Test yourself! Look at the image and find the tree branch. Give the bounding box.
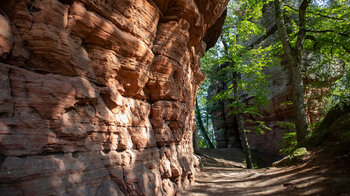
[342,46,350,54]
[274,0,294,60]
[305,35,319,49]
[247,24,278,49]
[284,4,346,21]
[306,35,350,54]
[221,35,230,56]
[296,0,310,61]
[306,30,350,38]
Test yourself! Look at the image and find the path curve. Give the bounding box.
[181,148,350,195]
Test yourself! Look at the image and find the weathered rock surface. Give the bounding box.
[0,0,228,195]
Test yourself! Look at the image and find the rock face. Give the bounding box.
[0,0,228,195]
[310,101,350,148]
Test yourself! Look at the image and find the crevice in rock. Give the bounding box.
[147,0,163,16]
[4,62,61,78]
[72,151,81,158]
[101,93,118,111]
[39,151,65,156]
[28,106,45,120]
[8,68,14,98]
[121,166,128,194]
[2,41,14,64]
[57,0,74,6]
[0,154,7,168]
[26,4,40,13]
[102,149,110,154]
[0,112,7,118]
[28,69,53,75]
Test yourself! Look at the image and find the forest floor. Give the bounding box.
[181,148,350,196]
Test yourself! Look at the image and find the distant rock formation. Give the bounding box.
[0,0,228,195]
[208,2,328,156]
[208,3,294,155]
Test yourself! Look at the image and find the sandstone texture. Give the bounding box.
[0,0,228,195]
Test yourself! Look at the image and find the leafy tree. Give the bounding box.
[200,0,277,168]
[198,0,350,160]
[273,0,350,144]
[195,77,217,149]
[274,0,310,144]
[195,97,215,148]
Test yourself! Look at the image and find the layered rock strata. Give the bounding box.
[0,0,228,195]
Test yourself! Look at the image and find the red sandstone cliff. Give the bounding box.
[0,0,228,195]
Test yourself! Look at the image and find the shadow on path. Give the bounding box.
[181,148,350,196]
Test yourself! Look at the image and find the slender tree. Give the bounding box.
[222,37,253,168]
[233,72,253,169]
[195,97,215,148]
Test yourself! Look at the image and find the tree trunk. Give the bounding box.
[193,127,200,154]
[233,73,252,169]
[196,98,215,148]
[274,0,308,144]
[221,37,252,167]
[238,109,252,169]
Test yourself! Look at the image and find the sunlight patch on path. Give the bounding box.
[181,148,349,196]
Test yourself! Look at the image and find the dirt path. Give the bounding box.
[181,148,350,196]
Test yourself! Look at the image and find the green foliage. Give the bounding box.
[200,0,282,147]
[280,101,293,106]
[291,147,308,157]
[276,0,350,145]
[198,139,208,148]
[308,120,322,132]
[199,0,350,151]
[277,121,297,155]
[285,0,350,113]
[302,0,350,147]
[247,119,271,135]
[277,121,315,156]
[277,121,296,131]
[208,19,279,118]
[279,131,297,155]
[196,78,216,148]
